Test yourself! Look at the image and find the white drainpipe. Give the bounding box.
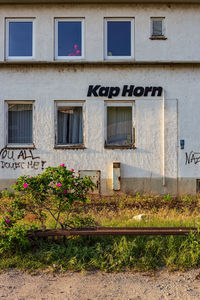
[162,90,166,186]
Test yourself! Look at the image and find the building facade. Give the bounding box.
[0,0,199,195]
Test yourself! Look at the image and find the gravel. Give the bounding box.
[0,269,200,299]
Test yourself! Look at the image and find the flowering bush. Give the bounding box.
[0,209,31,253]
[11,165,96,229]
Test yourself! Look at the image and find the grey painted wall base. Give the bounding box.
[100,178,178,196]
[0,177,198,196]
[0,179,16,191]
[100,178,198,196]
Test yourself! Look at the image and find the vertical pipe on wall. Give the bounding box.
[162,90,166,186]
[176,99,179,196]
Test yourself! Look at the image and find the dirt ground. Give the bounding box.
[0,269,200,300]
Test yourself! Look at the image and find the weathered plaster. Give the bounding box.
[0,4,199,195]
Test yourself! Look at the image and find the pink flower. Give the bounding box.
[24,183,29,188]
[60,164,65,167]
[5,219,10,224]
[63,190,67,194]
[95,222,99,226]
[72,175,75,178]
[30,176,32,179]
[57,183,62,187]
[70,169,74,172]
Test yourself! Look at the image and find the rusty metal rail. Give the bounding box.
[26,227,199,238]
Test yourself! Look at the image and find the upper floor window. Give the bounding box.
[105,18,134,60]
[55,19,84,60]
[6,19,34,60]
[150,17,166,39]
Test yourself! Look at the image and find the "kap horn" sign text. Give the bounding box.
[87,85,163,99]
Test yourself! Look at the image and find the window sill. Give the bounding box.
[5,144,35,150]
[54,57,85,61]
[54,145,86,150]
[6,57,35,61]
[104,57,134,61]
[149,36,167,40]
[104,144,136,150]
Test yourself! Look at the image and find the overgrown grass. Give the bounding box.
[1,233,200,272]
[1,192,200,272]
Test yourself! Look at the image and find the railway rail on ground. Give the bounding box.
[26,227,200,238]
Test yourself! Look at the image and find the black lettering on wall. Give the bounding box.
[0,148,47,171]
[108,87,120,99]
[151,87,163,97]
[99,87,109,97]
[144,87,153,97]
[87,85,101,97]
[122,85,134,97]
[133,87,145,97]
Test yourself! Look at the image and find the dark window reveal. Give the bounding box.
[58,21,82,57]
[57,106,83,144]
[107,106,132,146]
[107,21,131,57]
[9,22,33,57]
[8,104,33,144]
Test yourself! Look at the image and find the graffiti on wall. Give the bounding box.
[185,151,200,165]
[0,148,47,171]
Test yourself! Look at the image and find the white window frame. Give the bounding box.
[150,17,166,39]
[6,18,35,61]
[104,101,135,148]
[5,100,35,148]
[104,18,134,60]
[55,18,85,60]
[55,101,85,148]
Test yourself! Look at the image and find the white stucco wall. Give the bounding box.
[0,64,197,193]
[0,3,199,195]
[0,3,198,62]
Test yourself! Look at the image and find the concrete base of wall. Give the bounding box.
[100,178,197,196]
[0,177,198,196]
[0,179,16,191]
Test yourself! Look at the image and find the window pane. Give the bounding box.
[107,21,131,56]
[107,107,132,145]
[57,106,83,144]
[58,21,82,57]
[9,22,33,56]
[152,20,163,36]
[8,104,33,144]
